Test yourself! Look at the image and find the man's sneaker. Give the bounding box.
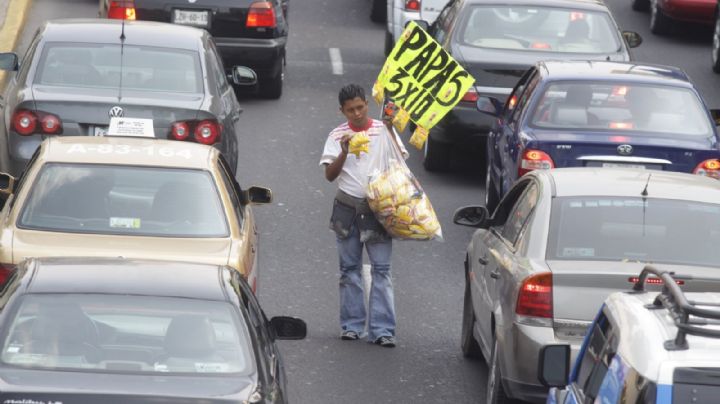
[341,330,360,340]
[374,336,396,348]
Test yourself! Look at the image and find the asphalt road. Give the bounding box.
[10,0,720,402]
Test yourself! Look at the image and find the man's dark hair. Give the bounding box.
[339,84,366,107]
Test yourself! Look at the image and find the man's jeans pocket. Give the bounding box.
[330,199,356,239]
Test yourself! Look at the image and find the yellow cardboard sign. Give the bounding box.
[376,21,475,130]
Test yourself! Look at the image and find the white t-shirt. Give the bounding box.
[320,119,408,198]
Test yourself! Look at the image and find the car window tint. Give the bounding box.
[18,163,229,237]
[574,311,617,402]
[510,72,540,124]
[530,82,712,137]
[217,156,244,224]
[207,41,229,92]
[0,293,255,375]
[547,197,720,267]
[434,0,459,44]
[503,68,534,118]
[460,6,620,54]
[501,182,538,245]
[34,43,203,93]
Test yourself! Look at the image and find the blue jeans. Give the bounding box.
[336,224,395,341]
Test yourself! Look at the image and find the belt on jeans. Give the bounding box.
[335,189,372,215]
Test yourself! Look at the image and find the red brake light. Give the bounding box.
[0,264,15,288]
[628,276,684,286]
[108,0,136,20]
[170,121,190,141]
[12,110,37,136]
[194,120,221,145]
[40,114,62,134]
[694,159,720,179]
[461,88,478,103]
[609,122,633,129]
[247,2,276,28]
[519,149,554,176]
[570,12,585,21]
[530,42,551,50]
[405,0,421,11]
[516,272,552,318]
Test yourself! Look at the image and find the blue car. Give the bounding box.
[480,60,720,211]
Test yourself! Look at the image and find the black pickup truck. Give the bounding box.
[100,0,289,99]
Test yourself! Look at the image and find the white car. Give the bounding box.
[385,0,448,54]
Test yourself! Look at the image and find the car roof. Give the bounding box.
[535,168,720,203]
[19,257,232,301]
[606,291,720,384]
[40,19,206,51]
[537,61,691,85]
[40,136,217,169]
[465,0,608,11]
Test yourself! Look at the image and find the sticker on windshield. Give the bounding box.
[195,362,230,372]
[109,217,141,229]
[562,247,595,257]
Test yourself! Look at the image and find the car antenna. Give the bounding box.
[117,18,126,103]
[641,173,651,236]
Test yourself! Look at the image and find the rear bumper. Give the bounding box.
[215,37,286,80]
[661,0,716,24]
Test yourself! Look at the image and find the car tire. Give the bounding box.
[370,0,387,23]
[713,13,720,73]
[461,276,483,359]
[631,0,649,11]
[384,30,394,56]
[649,0,672,35]
[487,339,515,404]
[423,129,451,172]
[485,169,500,213]
[260,58,284,99]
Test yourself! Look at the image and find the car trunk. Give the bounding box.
[29,85,204,138]
[549,260,720,324]
[527,130,717,174]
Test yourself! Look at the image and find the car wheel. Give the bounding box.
[486,339,514,404]
[260,58,284,99]
[370,0,387,23]
[649,0,672,35]
[485,169,500,213]
[461,276,483,359]
[384,30,394,56]
[713,13,720,73]
[631,0,650,11]
[423,129,451,171]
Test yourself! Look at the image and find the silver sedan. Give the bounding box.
[454,168,720,403]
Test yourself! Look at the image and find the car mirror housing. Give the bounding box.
[0,172,16,195]
[453,206,488,228]
[270,316,307,340]
[0,53,18,71]
[244,186,272,205]
[231,66,258,87]
[476,96,503,117]
[538,344,571,388]
[410,19,430,31]
[622,31,642,48]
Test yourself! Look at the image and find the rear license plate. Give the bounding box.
[92,126,108,136]
[602,163,646,169]
[172,9,209,27]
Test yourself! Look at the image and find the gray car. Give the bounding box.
[0,19,257,176]
[454,168,720,403]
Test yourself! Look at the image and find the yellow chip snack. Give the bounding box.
[409,126,429,150]
[348,132,370,157]
[392,108,410,133]
[372,80,385,105]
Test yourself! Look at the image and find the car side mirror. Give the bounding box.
[0,172,16,195]
[270,316,307,340]
[453,205,488,228]
[0,53,18,71]
[476,96,503,117]
[711,109,720,126]
[622,31,642,48]
[410,19,430,31]
[538,344,571,388]
[244,186,272,205]
[231,66,258,86]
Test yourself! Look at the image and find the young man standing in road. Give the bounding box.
[320,84,407,348]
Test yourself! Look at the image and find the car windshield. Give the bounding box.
[18,163,229,237]
[34,42,203,93]
[0,294,253,374]
[460,6,620,54]
[548,197,720,267]
[530,82,713,137]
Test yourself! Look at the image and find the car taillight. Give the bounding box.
[694,159,720,179]
[12,109,62,136]
[628,276,684,286]
[170,121,190,141]
[195,120,221,145]
[108,0,136,20]
[405,0,421,11]
[0,264,15,287]
[247,1,276,28]
[516,272,552,318]
[461,88,478,103]
[519,149,554,176]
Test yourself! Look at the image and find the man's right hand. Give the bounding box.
[339,134,351,155]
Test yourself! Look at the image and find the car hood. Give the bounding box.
[0,367,256,402]
[11,229,232,266]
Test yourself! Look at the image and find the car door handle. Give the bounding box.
[490,269,500,279]
[478,255,488,265]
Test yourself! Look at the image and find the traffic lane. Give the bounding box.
[605,0,720,107]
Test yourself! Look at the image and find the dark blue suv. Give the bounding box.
[479,60,720,211]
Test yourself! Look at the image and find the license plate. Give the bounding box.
[172,9,209,27]
[92,126,108,136]
[602,162,646,169]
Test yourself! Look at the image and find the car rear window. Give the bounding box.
[18,163,229,237]
[530,82,713,137]
[0,294,253,374]
[547,197,720,267]
[34,42,203,93]
[460,6,620,54]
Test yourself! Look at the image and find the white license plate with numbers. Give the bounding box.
[173,9,209,27]
[602,163,646,169]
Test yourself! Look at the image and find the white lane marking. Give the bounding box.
[329,47,344,75]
